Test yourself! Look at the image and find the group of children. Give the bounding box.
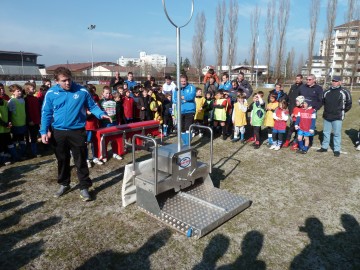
[194,85,317,154]
[0,82,50,165]
[0,76,322,167]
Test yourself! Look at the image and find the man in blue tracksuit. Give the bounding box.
[41,67,112,201]
[173,74,196,146]
[218,73,232,91]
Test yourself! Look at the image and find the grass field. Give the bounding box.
[0,88,359,269]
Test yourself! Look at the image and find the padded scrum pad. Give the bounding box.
[122,159,153,207]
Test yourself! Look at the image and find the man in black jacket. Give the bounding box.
[237,72,253,99]
[109,71,124,91]
[317,76,352,157]
[288,74,303,114]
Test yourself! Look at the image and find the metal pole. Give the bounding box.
[88,25,96,77]
[162,0,194,152]
[176,27,181,151]
[91,40,94,77]
[20,51,24,78]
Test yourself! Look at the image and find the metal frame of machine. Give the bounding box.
[128,125,252,239]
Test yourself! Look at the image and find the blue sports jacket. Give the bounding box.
[40,83,105,134]
[173,83,196,114]
[219,80,232,91]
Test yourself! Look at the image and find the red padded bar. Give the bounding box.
[93,120,161,160]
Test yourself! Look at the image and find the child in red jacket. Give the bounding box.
[295,97,316,154]
[122,90,134,123]
[269,100,289,150]
[24,82,41,157]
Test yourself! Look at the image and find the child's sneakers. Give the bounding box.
[113,154,123,160]
[246,137,255,143]
[283,140,290,148]
[231,137,240,142]
[274,145,281,151]
[86,160,92,168]
[291,143,299,151]
[269,144,276,150]
[93,158,104,165]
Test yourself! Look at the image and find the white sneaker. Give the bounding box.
[86,160,92,168]
[269,145,276,150]
[93,158,104,165]
[113,154,123,160]
[198,133,203,138]
[274,145,281,151]
[102,158,107,163]
[356,144,360,151]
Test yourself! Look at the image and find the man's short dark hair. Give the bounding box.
[180,74,188,80]
[239,71,245,76]
[296,74,303,79]
[222,73,229,79]
[128,72,133,76]
[165,75,172,80]
[54,67,72,80]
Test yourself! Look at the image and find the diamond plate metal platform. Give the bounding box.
[136,181,251,239]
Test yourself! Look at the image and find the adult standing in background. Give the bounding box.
[162,75,177,95]
[40,67,112,201]
[288,74,304,115]
[110,71,124,91]
[317,76,352,157]
[124,72,137,91]
[267,83,288,103]
[298,74,323,111]
[218,73,232,91]
[237,72,253,99]
[143,74,152,88]
[173,74,196,146]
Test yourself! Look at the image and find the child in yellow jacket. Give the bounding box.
[231,92,248,142]
[263,93,278,145]
[194,88,206,137]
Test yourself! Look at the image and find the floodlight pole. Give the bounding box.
[162,0,194,151]
[88,25,96,77]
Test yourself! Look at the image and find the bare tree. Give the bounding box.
[192,11,206,83]
[323,0,338,88]
[264,0,276,83]
[250,5,261,83]
[297,53,305,74]
[307,0,321,74]
[285,47,296,80]
[215,0,226,73]
[274,0,290,81]
[226,0,239,78]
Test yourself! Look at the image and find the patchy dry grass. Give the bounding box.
[0,91,360,270]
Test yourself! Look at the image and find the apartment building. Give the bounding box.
[304,20,360,84]
[332,20,360,84]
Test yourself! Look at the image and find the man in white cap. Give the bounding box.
[317,76,352,157]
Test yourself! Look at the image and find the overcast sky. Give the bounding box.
[0,0,351,67]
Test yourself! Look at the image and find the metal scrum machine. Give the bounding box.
[122,125,251,239]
